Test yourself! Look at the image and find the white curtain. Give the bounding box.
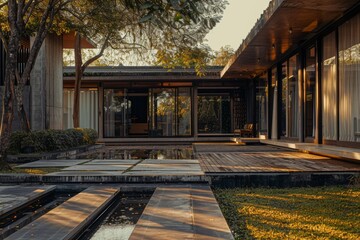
[322,31,338,140]
[63,89,98,131]
[338,13,360,142]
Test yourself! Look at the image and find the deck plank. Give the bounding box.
[198,151,360,173]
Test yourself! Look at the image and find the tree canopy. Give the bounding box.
[0,0,228,167]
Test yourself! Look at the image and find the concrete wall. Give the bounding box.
[30,34,63,130]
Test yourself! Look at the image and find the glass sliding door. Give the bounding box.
[148,88,192,137]
[281,62,288,137]
[177,88,192,136]
[127,89,148,136]
[288,55,299,138]
[305,46,317,138]
[104,89,129,137]
[149,88,176,136]
[322,31,338,141]
[338,13,360,142]
[198,94,231,134]
[257,73,268,135]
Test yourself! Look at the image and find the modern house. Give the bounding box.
[1,0,359,147]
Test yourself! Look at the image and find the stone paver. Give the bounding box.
[46,171,124,176]
[142,159,199,164]
[130,185,233,240]
[0,185,56,216]
[132,163,202,171]
[84,159,140,165]
[62,165,131,171]
[15,160,89,168]
[123,171,204,176]
[6,186,119,240]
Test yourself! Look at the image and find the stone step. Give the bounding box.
[0,185,56,217]
[6,186,119,240]
[130,185,233,240]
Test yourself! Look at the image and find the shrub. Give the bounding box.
[8,128,98,154]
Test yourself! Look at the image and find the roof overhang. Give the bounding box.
[63,31,96,49]
[221,0,360,79]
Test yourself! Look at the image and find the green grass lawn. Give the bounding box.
[214,186,360,240]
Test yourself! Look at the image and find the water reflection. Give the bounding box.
[86,192,153,240]
[75,147,193,160]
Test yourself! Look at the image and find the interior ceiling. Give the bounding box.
[221,0,360,79]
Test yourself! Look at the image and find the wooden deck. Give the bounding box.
[198,151,360,173]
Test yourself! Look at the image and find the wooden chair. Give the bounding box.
[234,124,254,137]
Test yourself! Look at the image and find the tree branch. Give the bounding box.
[81,33,111,72]
[0,31,8,52]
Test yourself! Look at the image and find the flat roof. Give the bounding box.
[63,66,223,81]
[221,0,360,79]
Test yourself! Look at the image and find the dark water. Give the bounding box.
[80,191,153,240]
[74,147,194,160]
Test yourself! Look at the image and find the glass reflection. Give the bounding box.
[198,95,231,134]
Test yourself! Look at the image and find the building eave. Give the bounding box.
[221,0,360,79]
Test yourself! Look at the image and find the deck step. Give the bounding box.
[6,186,119,240]
[231,137,260,144]
[130,185,233,240]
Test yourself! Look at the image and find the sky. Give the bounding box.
[205,0,271,51]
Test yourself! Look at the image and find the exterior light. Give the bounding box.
[289,27,293,34]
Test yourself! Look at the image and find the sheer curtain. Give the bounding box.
[322,31,337,140]
[338,13,360,142]
[63,89,98,131]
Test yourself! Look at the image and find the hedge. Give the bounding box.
[8,128,98,154]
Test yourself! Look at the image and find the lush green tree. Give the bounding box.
[211,45,234,66]
[0,0,70,169]
[67,0,228,127]
[0,0,227,168]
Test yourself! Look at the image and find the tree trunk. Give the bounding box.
[15,86,31,132]
[0,26,18,170]
[73,32,83,128]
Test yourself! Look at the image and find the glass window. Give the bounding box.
[149,88,176,136]
[256,73,268,134]
[288,54,299,138]
[177,88,192,136]
[338,13,360,142]
[103,89,128,137]
[198,95,231,134]
[281,62,288,137]
[322,31,338,141]
[305,46,317,138]
[63,88,98,131]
